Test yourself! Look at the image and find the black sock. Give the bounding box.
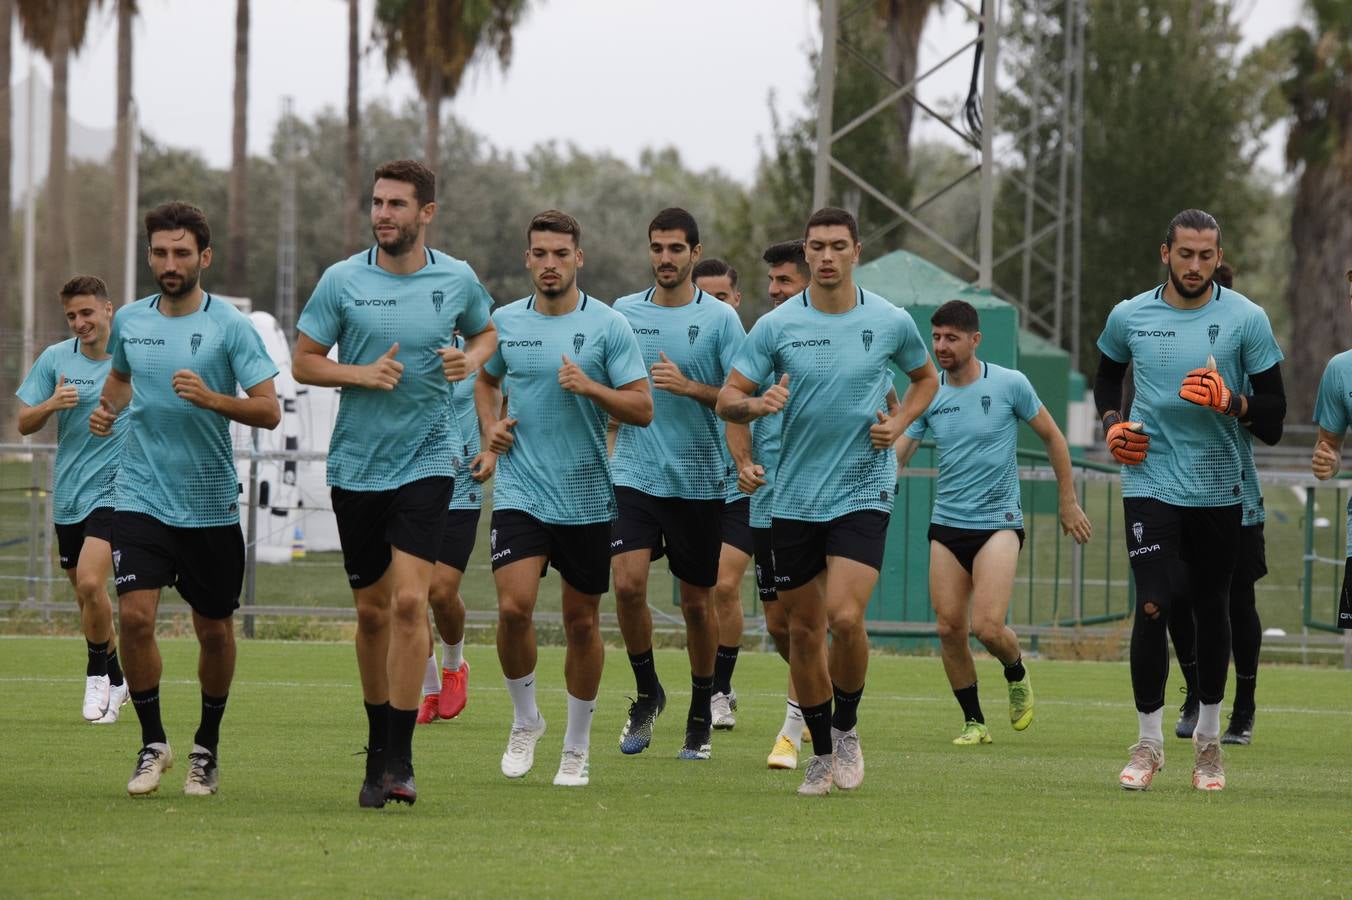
[628,648,661,701]
[1178,659,1199,698]
[364,700,389,780]
[688,673,713,731]
[86,640,109,678]
[387,706,417,762]
[712,645,739,696]
[831,683,863,732]
[802,699,833,758]
[1233,673,1257,713]
[106,648,124,687]
[1003,655,1026,683]
[193,693,228,756]
[130,685,167,747]
[954,682,984,724]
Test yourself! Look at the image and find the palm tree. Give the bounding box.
[0,0,13,332]
[344,0,362,252]
[1280,0,1352,419]
[372,0,529,175]
[110,0,136,303]
[874,0,942,191]
[227,0,249,295]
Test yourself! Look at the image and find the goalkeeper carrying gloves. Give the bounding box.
[1179,354,1241,415]
[1103,412,1149,465]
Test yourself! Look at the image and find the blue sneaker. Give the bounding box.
[619,686,666,755]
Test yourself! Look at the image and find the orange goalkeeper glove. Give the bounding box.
[1105,420,1149,465]
[1179,356,1238,414]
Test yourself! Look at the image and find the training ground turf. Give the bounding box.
[1,636,1349,897]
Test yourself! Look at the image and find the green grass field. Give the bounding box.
[2,636,1349,897]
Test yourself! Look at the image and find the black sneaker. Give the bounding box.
[1221,708,1254,745]
[358,746,387,809]
[677,725,712,761]
[385,756,417,806]
[619,685,666,755]
[1174,691,1199,739]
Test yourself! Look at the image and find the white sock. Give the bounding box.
[782,700,804,750]
[441,638,464,671]
[1196,702,1222,740]
[421,654,440,695]
[505,672,540,727]
[1137,707,1164,744]
[563,692,596,752]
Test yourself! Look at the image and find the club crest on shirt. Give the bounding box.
[688,325,700,345]
[573,333,586,355]
[1207,323,1220,345]
[432,290,445,314]
[981,395,991,414]
[190,333,202,356]
[1132,521,1144,544]
[861,329,874,352]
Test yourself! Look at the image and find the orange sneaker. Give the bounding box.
[417,692,440,725]
[438,661,470,720]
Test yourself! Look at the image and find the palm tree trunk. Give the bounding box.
[227,0,249,295]
[422,0,442,176]
[41,0,72,343]
[1285,160,1352,421]
[0,0,11,325]
[343,0,361,252]
[424,75,441,176]
[111,0,133,303]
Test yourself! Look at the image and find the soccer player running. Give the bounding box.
[1095,209,1284,792]
[89,202,281,797]
[1167,263,1275,745]
[1310,267,1352,633]
[718,208,939,795]
[610,208,746,761]
[17,275,129,724]
[293,160,497,808]
[416,330,482,725]
[476,210,651,786]
[895,300,1091,745]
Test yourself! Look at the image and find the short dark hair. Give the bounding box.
[59,274,110,302]
[144,201,211,251]
[648,207,700,247]
[693,258,737,288]
[931,299,980,333]
[528,209,582,245]
[805,207,860,244]
[1165,208,1221,248]
[374,159,436,207]
[762,239,809,279]
[1213,262,1234,289]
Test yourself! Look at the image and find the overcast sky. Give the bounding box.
[12,0,1310,184]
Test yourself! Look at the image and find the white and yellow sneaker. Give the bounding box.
[767,734,799,770]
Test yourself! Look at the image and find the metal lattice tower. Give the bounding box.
[274,96,299,340]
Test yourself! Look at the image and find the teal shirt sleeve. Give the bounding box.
[1096,302,1130,363]
[889,309,929,373]
[296,267,342,347]
[229,315,280,390]
[15,346,57,407]
[1240,304,1284,374]
[903,412,928,440]
[1012,371,1043,422]
[718,308,746,381]
[732,316,774,386]
[457,271,494,337]
[605,313,648,387]
[110,307,130,374]
[1314,359,1348,433]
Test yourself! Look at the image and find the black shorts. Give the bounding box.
[490,509,611,596]
[438,509,481,572]
[1122,497,1240,608]
[770,511,890,591]
[111,511,245,619]
[928,524,1025,576]
[331,476,453,589]
[55,506,114,569]
[1339,558,1352,630]
[610,487,723,588]
[752,527,777,601]
[1235,522,1267,585]
[720,498,753,556]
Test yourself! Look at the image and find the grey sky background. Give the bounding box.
[13,0,1310,185]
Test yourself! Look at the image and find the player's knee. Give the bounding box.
[788,616,824,649]
[680,595,711,626]
[561,608,597,646]
[971,618,1005,647]
[354,601,388,636]
[934,616,968,644]
[613,581,645,609]
[1140,598,1166,621]
[75,575,107,605]
[497,597,532,633]
[389,590,425,629]
[196,621,233,656]
[119,605,155,641]
[827,605,863,638]
[768,625,790,660]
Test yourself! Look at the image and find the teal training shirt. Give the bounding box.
[747,378,783,529]
[483,293,648,525]
[297,247,494,492]
[1314,349,1352,555]
[447,334,483,511]
[16,339,128,524]
[611,287,745,500]
[1096,284,1283,508]
[732,286,930,522]
[109,294,278,527]
[1237,426,1264,526]
[905,361,1042,530]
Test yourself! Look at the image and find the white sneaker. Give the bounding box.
[832,727,864,790]
[83,674,110,721]
[183,744,220,796]
[552,748,590,787]
[500,716,547,778]
[127,742,173,796]
[1119,739,1164,791]
[711,692,736,730]
[797,754,834,796]
[94,682,129,725]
